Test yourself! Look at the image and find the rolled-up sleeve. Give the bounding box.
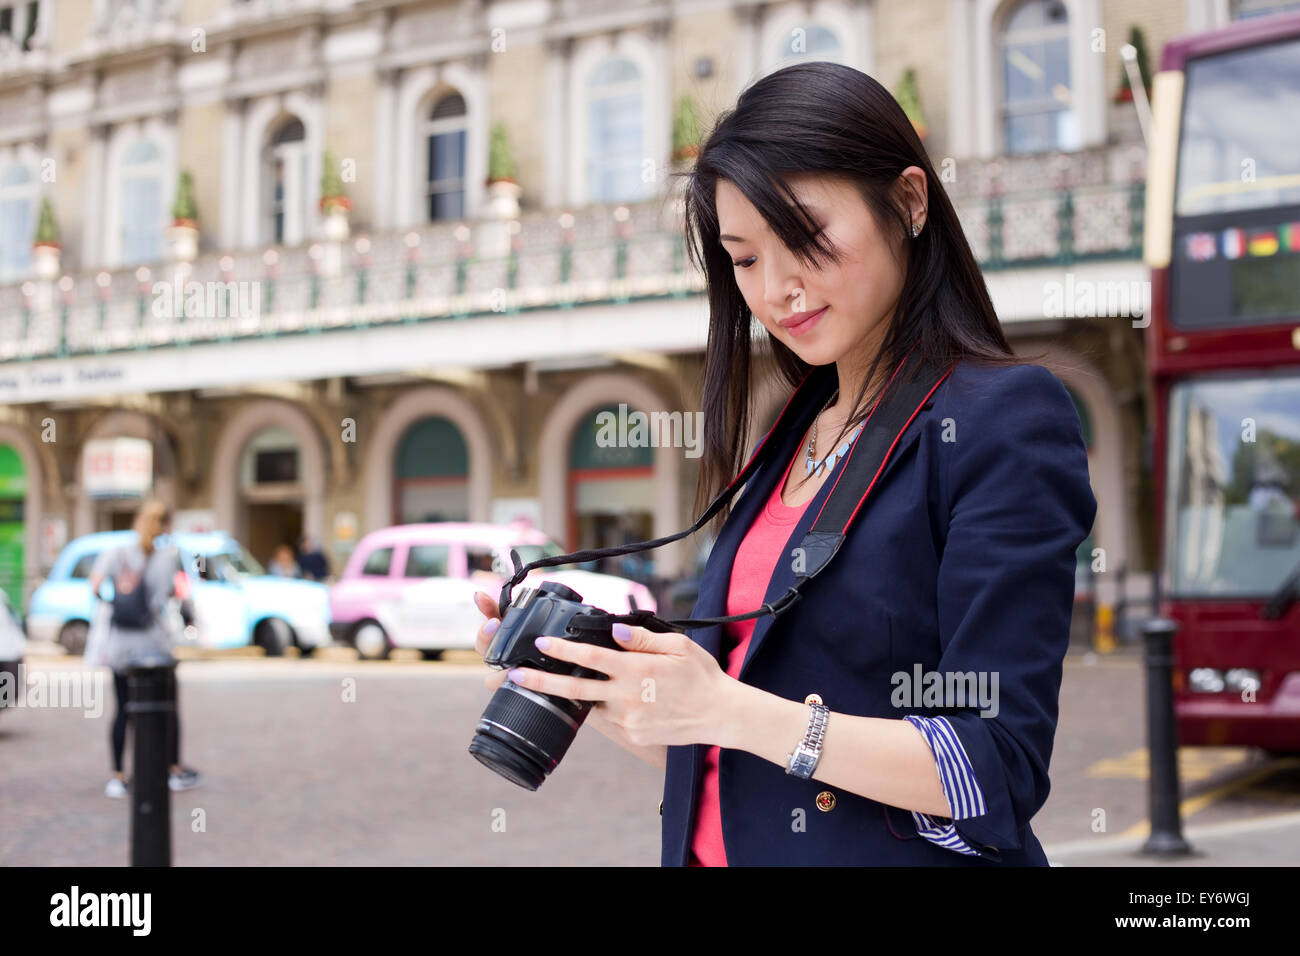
[920,363,1097,858]
[903,714,988,856]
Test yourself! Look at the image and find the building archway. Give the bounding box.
[0,423,43,604]
[212,400,328,559]
[364,386,494,533]
[74,410,179,537]
[1026,344,1128,603]
[539,374,683,577]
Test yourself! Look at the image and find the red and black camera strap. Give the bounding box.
[498,346,954,636]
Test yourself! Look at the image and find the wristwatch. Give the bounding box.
[786,702,830,779]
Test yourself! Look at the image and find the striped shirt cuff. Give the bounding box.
[903,715,989,856]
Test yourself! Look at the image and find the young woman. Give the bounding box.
[473,61,1096,865]
[88,498,202,798]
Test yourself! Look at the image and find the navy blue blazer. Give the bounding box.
[661,359,1097,866]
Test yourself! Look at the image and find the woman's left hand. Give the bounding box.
[507,624,734,748]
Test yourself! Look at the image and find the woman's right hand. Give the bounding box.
[471,589,666,771]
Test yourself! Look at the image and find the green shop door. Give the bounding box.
[0,445,26,604]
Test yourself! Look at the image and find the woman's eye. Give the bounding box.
[732,257,756,270]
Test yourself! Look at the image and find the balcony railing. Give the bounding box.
[0,177,1145,363]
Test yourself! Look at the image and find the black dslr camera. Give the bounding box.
[469,581,661,790]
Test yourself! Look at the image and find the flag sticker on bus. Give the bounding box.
[1282,222,1300,252]
[1247,229,1279,257]
[1185,232,1217,261]
[1221,228,1246,260]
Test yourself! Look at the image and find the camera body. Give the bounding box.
[481,581,621,683]
[470,581,626,790]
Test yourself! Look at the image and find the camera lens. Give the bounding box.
[468,680,591,790]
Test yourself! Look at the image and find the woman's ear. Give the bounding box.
[897,166,928,234]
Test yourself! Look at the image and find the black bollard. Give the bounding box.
[1140,618,1192,856]
[127,658,175,867]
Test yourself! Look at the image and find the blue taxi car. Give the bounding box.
[26,531,331,656]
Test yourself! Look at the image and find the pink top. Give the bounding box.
[689,441,813,866]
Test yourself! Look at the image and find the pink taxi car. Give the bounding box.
[329,522,657,659]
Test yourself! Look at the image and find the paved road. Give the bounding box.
[1,647,1296,865]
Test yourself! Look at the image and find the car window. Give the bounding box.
[220,549,265,578]
[405,544,450,578]
[467,546,496,574]
[362,547,393,577]
[70,553,99,579]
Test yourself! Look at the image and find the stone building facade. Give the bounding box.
[2,0,1287,624]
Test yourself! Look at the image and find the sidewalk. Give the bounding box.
[1044,809,1300,866]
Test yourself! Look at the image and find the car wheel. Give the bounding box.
[420,649,445,662]
[255,618,292,657]
[353,621,390,660]
[59,620,90,656]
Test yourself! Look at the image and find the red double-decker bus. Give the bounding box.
[1144,9,1300,751]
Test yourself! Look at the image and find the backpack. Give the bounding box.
[109,556,154,630]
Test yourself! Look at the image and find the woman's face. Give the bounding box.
[716,171,923,369]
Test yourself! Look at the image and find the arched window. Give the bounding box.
[1000,0,1078,154]
[120,139,162,265]
[395,417,469,523]
[264,116,307,246]
[775,23,842,64]
[567,403,655,578]
[586,57,646,203]
[424,92,467,222]
[0,163,35,280]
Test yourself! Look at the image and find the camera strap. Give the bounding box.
[498,346,954,636]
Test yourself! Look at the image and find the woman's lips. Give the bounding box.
[783,306,828,337]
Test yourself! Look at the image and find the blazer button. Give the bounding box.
[658,800,663,816]
[815,791,836,812]
[804,693,823,706]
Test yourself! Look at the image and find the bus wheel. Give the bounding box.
[420,649,445,662]
[255,619,291,657]
[353,622,390,660]
[59,620,89,655]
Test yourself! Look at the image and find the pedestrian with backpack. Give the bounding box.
[87,498,202,798]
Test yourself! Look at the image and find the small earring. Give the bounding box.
[911,223,921,238]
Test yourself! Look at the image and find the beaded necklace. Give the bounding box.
[804,389,865,478]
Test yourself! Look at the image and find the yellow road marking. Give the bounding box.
[1117,757,1300,839]
[1086,746,1251,781]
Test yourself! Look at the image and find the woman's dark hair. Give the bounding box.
[670,61,1043,532]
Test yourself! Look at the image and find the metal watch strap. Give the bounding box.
[786,702,830,778]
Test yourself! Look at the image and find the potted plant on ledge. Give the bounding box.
[671,94,701,166]
[1115,25,1152,103]
[894,68,928,141]
[32,195,60,280]
[320,148,352,242]
[485,121,521,220]
[167,169,200,262]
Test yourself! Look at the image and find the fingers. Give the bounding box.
[474,590,500,620]
[474,590,502,658]
[607,623,689,655]
[505,665,613,703]
[482,667,510,691]
[532,634,627,678]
